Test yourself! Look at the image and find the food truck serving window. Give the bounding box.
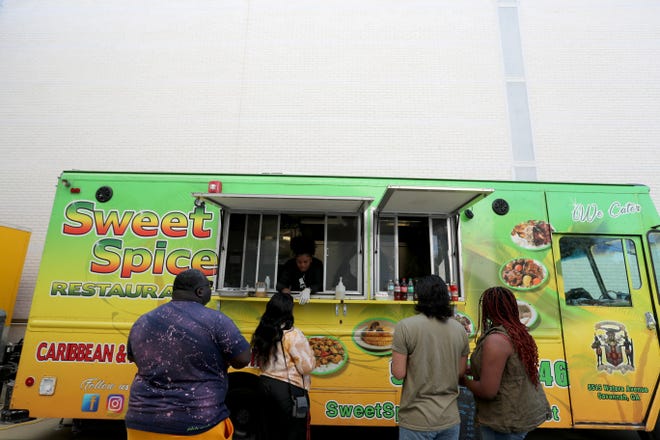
[560,236,637,307]
[193,193,373,295]
[375,186,492,293]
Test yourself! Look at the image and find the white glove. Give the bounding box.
[299,288,311,305]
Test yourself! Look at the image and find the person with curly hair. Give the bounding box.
[391,275,470,440]
[462,286,551,440]
[251,293,315,440]
[276,235,323,305]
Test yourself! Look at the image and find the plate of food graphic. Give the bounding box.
[353,318,396,355]
[510,220,554,250]
[500,258,548,291]
[307,335,348,376]
[517,300,539,328]
[453,312,475,338]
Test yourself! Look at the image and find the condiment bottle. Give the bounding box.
[400,278,408,299]
[449,284,459,302]
[335,277,346,300]
[255,282,267,298]
[394,279,401,300]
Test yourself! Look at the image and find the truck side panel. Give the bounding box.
[11,174,219,419]
[10,172,660,434]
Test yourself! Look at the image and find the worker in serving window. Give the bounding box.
[276,235,323,305]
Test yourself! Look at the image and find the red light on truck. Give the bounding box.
[25,376,35,387]
[208,181,222,193]
[70,188,81,194]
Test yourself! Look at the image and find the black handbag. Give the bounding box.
[291,395,309,419]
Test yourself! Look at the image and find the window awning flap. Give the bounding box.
[192,193,374,214]
[376,186,493,216]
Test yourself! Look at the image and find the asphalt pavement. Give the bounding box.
[0,418,648,440]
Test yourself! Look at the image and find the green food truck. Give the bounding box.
[9,171,660,438]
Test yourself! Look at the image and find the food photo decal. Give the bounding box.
[453,312,475,337]
[353,318,396,355]
[516,300,538,328]
[361,321,393,347]
[500,258,547,290]
[307,336,347,376]
[511,220,553,250]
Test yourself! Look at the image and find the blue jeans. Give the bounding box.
[399,423,460,440]
[479,425,527,440]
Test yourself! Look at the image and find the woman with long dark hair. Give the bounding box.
[251,293,315,440]
[462,286,551,440]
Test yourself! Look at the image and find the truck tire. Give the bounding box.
[638,420,660,440]
[226,373,264,440]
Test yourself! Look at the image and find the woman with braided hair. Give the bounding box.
[462,286,551,440]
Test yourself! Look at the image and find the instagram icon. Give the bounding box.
[106,394,125,413]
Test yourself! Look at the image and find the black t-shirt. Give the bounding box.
[276,258,323,293]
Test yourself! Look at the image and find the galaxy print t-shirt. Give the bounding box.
[125,300,249,435]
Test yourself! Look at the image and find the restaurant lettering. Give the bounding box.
[586,383,649,402]
[325,399,399,422]
[572,201,641,223]
[81,377,130,392]
[60,201,217,278]
[49,281,171,298]
[36,342,130,364]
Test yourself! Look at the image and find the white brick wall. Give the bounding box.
[521,0,660,187]
[1,0,659,325]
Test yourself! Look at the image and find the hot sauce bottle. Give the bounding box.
[449,284,459,302]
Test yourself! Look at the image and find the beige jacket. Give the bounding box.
[260,327,315,390]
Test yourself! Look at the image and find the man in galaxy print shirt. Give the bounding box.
[125,269,251,439]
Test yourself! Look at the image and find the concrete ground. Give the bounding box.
[0,418,648,440]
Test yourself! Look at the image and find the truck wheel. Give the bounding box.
[638,420,660,440]
[226,373,263,440]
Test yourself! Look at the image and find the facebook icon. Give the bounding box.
[81,394,100,412]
